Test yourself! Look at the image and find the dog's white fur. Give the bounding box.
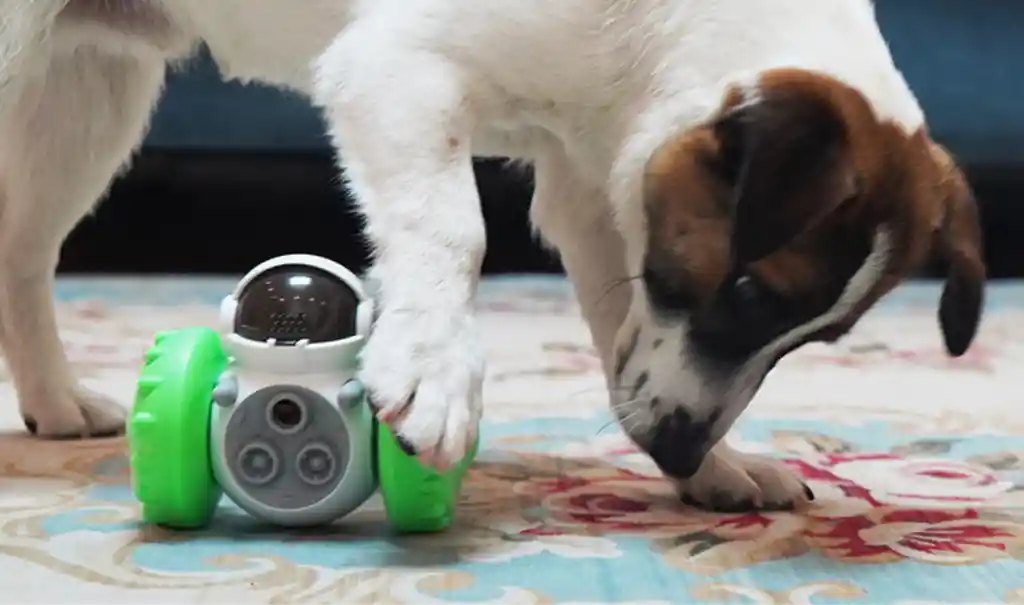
[1,0,925,505]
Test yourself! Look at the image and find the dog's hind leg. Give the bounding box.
[0,42,165,437]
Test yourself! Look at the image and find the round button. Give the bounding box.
[237,442,280,485]
[295,443,336,486]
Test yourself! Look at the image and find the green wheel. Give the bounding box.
[128,327,227,529]
[377,422,479,533]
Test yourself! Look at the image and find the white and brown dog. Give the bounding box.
[0,0,984,510]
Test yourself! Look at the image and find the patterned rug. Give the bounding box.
[1,276,1023,604]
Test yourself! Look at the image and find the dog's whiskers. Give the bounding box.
[566,384,632,402]
[609,396,646,412]
[609,399,637,412]
[601,395,655,436]
[597,408,640,435]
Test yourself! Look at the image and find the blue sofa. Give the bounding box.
[144,0,1024,167]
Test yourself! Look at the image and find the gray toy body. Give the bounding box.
[209,253,379,526]
[209,371,377,526]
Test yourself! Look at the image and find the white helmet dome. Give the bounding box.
[220,254,373,345]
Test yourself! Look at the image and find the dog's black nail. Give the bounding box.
[679,493,701,509]
[764,500,795,512]
[710,491,754,513]
[22,416,37,435]
[394,434,417,456]
[802,482,815,501]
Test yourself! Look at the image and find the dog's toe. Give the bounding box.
[21,388,126,440]
[676,446,811,512]
[360,309,484,469]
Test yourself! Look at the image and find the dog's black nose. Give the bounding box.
[646,407,717,479]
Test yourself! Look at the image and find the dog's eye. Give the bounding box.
[731,274,763,307]
[726,273,788,320]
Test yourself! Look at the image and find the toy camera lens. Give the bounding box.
[268,397,305,433]
[238,442,279,485]
[296,443,336,486]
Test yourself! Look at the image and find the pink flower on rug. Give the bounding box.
[807,508,1019,564]
[793,453,1023,565]
[527,469,786,537]
[521,469,684,533]
[500,450,1024,571]
[512,461,812,573]
[823,455,1012,509]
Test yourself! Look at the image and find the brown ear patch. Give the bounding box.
[822,139,986,356]
[931,146,986,355]
[641,68,987,358]
[642,129,734,309]
[642,69,882,313]
[714,70,860,264]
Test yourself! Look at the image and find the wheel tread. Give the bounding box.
[128,327,226,530]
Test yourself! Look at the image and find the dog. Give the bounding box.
[0,0,984,511]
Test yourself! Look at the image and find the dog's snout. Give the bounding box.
[645,408,718,479]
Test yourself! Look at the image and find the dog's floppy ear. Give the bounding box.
[932,152,985,356]
[713,80,857,264]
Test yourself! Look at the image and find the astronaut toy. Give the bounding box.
[127,254,476,533]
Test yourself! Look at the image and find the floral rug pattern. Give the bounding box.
[0,276,1022,603]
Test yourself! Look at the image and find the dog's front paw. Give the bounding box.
[360,309,484,469]
[676,444,813,512]
[21,386,126,439]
